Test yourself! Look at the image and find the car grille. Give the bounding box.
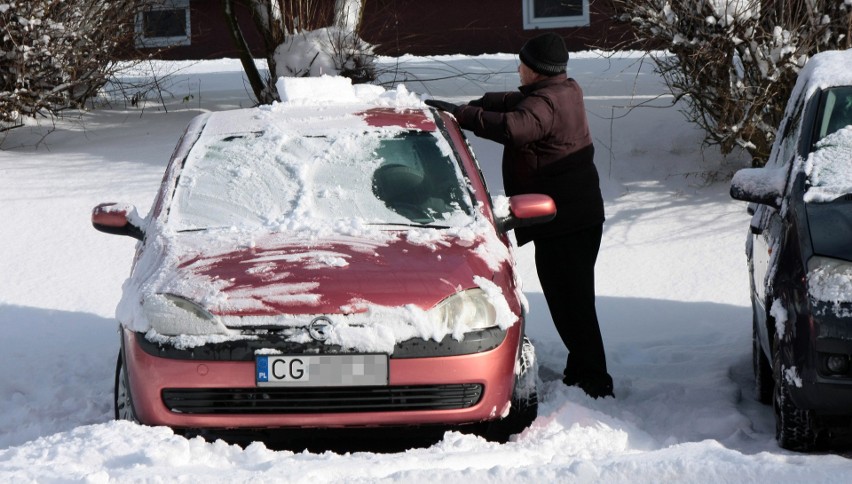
[162,384,484,414]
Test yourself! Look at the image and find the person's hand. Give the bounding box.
[424,99,460,113]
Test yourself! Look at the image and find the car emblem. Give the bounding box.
[308,316,334,342]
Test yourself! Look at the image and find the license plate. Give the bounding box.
[256,354,388,387]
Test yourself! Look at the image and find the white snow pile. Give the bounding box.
[274,74,423,108]
[272,27,375,79]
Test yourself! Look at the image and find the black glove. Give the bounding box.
[425,99,460,113]
[467,97,484,107]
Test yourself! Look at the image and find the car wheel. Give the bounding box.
[772,343,817,451]
[484,336,538,443]
[114,351,139,423]
[753,313,773,405]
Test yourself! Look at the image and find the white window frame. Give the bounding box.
[135,0,191,48]
[523,0,589,29]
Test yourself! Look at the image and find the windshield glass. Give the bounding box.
[813,86,852,144]
[804,130,852,204]
[805,87,852,261]
[169,129,474,231]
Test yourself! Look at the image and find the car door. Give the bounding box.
[751,89,824,337]
[749,93,807,337]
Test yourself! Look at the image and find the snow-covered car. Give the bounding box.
[730,50,852,451]
[91,78,556,442]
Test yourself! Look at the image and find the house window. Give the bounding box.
[135,0,191,48]
[523,0,589,29]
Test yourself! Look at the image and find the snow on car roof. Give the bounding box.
[789,50,852,103]
[200,76,433,138]
[792,51,852,203]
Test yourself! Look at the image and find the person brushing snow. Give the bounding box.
[426,32,613,399]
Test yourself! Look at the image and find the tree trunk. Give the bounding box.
[334,0,364,31]
[222,0,276,104]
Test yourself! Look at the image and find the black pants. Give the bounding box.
[534,224,612,393]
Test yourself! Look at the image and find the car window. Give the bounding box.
[813,86,852,144]
[768,93,805,169]
[169,129,475,231]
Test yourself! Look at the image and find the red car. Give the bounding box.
[92,83,555,442]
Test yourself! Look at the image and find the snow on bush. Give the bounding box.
[273,27,376,83]
[0,0,145,125]
[610,0,852,165]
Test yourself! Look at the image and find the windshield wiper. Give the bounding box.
[367,222,451,229]
[176,226,229,233]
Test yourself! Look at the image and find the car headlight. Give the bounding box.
[428,288,498,337]
[141,293,230,336]
[807,256,852,304]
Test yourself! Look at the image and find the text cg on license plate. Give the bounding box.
[256,354,388,387]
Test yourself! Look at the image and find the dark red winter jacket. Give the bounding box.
[454,73,604,246]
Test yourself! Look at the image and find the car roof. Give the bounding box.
[201,105,438,139]
[200,77,437,138]
[793,50,852,100]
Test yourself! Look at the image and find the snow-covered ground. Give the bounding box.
[1,53,850,482]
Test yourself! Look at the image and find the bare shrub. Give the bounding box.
[0,0,147,127]
[607,0,852,166]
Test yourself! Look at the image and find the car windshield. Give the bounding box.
[805,87,852,261]
[813,86,852,144]
[804,94,852,204]
[168,129,475,231]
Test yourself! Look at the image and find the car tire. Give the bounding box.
[483,336,538,443]
[772,342,817,451]
[114,351,140,423]
[753,313,774,405]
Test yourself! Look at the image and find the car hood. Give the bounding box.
[153,231,507,318]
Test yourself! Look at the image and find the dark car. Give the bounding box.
[91,78,557,443]
[730,50,852,451]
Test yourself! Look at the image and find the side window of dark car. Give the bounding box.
[770,95,805,169]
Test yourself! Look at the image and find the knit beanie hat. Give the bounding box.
[519,33,568,76]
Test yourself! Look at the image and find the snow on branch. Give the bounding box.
[607,0,852,166]
[0,0,149,126]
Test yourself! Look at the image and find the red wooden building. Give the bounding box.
[133,0,628,60]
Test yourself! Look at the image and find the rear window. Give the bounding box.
[168,129,474,231]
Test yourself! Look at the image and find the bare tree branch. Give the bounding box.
[605,0,852,166]
[0,0,150,126]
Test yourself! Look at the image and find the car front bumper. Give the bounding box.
[122,326,520,429]
[788,336,852,415]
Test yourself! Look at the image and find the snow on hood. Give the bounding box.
[808,258,852,307]
[116,222,516,353]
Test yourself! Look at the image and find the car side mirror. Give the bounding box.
[495,194,556,233]
[729,167,786,209]
[92,202,144,240]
